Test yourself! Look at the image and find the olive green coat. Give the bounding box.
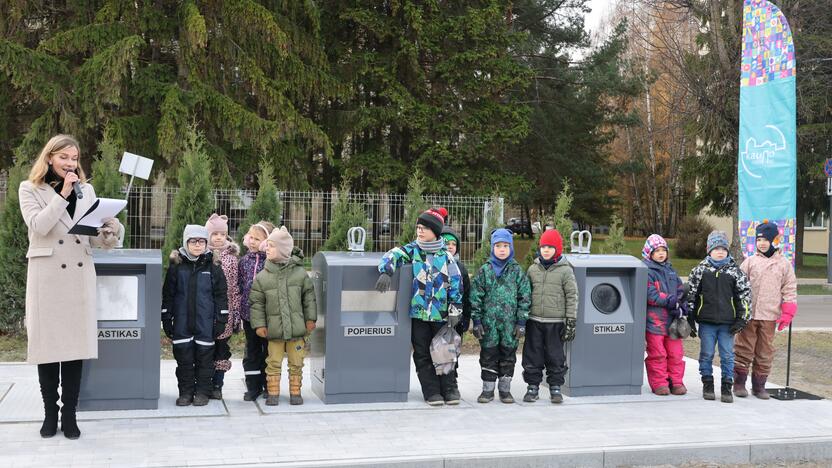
[527,257,578,323]
[248,250,317,340]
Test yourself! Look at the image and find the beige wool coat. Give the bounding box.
[19,180,122,364]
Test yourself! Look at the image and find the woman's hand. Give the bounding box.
[60,170,79,199]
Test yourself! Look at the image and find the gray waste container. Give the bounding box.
[310,251,413,404]
[79,249,162,411]
[564,253,648,397]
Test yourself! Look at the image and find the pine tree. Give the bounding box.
[0,163,31,333]
[604,214,626,255]
[162,127,214,260]
[523,180,574,266]
[396,170,428,246]
[471,195,502,272]
[321,182,373,252]
[237,160,283,247]
[91,135,129,247]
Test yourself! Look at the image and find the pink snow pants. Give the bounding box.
[645,332,685,390]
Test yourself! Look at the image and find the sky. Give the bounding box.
[584,0,615,42]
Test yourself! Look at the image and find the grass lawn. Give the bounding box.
[798,284,832,295]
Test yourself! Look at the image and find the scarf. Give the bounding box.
[178,247,199,262]
[538,253,560,269]
[707,255,732,269]
[45,166,76,218]
[416,238,445,254]
[760,246,776,258]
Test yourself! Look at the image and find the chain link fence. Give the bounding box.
[124,187,500,263]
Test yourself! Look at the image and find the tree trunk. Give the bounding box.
[644,67,661,234]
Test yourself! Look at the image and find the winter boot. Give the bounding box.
[498,376,514,404]
[289,375,303,406]
[523,385,539,403]
[653,386,670,396]
[60,361,83,440]
[670,384,687,396]
[550,385,564,404]
[733,368,749,398]
[442,378,461,406]
[477,380,496,403]
[192,393,210,406]
[265,375,280,406]
[243,375,264,401]
[720,379,734,403]
[426,394,445,406]
[211,370,225,400]
[37,364,59,438]
[175,393,193,406]
[702,376,715,401]
[752,374,770,400]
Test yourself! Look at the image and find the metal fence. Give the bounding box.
[124,187,500,263]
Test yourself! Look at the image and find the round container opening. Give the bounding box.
[591,283,621,314]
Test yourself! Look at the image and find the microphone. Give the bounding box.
[71,169,84,199]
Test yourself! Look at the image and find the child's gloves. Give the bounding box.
[777,302,797,331]
[255,327,268,338]
[446,304,462,328]
[213,321,227,339]
[162,319,173,339]
[514,324,525,340]
[730,320,747,335]
[306,320,316,332]
[472,321,484,340]
[375,273,392,293]
[689,322,697,338]
[561,318,576,342]
[678,301,690,317]
[664,291,678,309]
[460,316,471,332]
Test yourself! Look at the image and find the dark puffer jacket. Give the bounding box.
[162,250,229,344]
[686,257,752,327]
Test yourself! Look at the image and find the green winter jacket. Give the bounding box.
[249,250,317,340]
[527,257,578,323]
[470,260,531,325]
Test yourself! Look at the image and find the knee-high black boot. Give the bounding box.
[60,360,83,439]
[37,363,60,438]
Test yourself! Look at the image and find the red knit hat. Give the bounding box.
[539,229,563,257]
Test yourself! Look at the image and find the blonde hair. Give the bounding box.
[28,134,87,185]
[251,220,276,237]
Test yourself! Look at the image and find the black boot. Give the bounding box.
[243,374,264,401]
[523,385,539,402]
[721,379,734,403]
[702,376,715,401]
[60,361,83,440]
[37,363,60,438]
[211,370,225,400]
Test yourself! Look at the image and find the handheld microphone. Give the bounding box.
[71,169,84,199]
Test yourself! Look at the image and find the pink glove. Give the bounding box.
[777,302,797,331]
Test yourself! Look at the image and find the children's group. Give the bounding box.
[162,207,797,407]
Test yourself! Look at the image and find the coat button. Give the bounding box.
[78,262,83,267]
[75,239,81,244]
[61,264,66,269]
[58,240,64,244]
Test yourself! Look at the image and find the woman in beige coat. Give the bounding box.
[19,134,122,440]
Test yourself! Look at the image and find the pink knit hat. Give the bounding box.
[642,234,668,259]
[205,213,229,234]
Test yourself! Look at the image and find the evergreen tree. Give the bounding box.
[321,182,373,252]
[604,214,626,255]
[91,135,129,247]
[162,127,214,260]
[471,195,502,271]
[523,180,574,266]
[0,163,30,333]
[396,170,428,246]
[237,160,283,247]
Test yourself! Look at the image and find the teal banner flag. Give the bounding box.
[738,0,797,264]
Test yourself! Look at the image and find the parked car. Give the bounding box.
[505,217,533,237]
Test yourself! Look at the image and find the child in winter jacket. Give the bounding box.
[642,234,687,396]
[470,228,531,404]
[522,229,577,404]
[249,227,317,406]
[204,213,240,400]
[238,220,275,401]
[162,225,229,407]
[686,230,752,403]
[735,221,797,399]
[376,209,463,406]
[440,226,471,381]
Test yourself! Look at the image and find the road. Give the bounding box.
[795,295,832,329]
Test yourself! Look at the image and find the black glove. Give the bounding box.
[375,273,392,293]
[730,320,746,335]
[162,319,173,339]
[472,322,484,340]
[561,318,576,342]
[514,324,525,340]
[461,316,471,332]
[214,320,227,339]
[689,322,697,339]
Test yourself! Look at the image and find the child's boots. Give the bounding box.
[550,385,563,404]
[733,368,749,398]
[498,376,514,404]
[702,376,715,400]
[477,381,496,403]
[265,375,280,406]
[289,375,303,405]
[523,385,539,402]
[211,370,225,400]
[751,374,770,400]
[720,379,734,403]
